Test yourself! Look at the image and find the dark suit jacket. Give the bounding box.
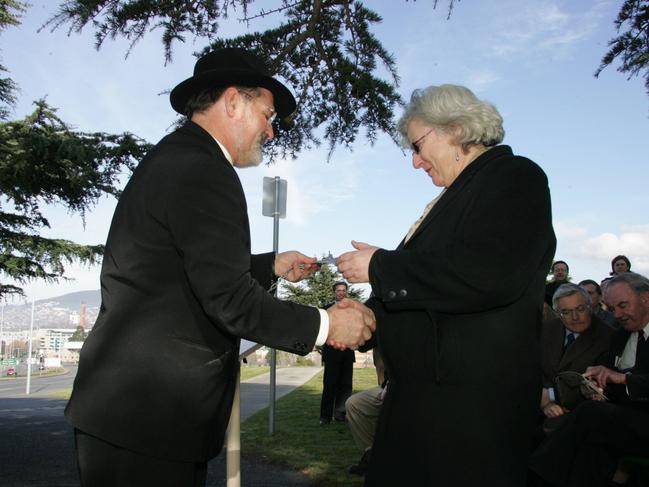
[540,315,614,388]
[606,328,649,405]
[544,280,566,306]
[65,121,320,462]
[363,145,556,487]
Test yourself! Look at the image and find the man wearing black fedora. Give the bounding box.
[65,47,376,486]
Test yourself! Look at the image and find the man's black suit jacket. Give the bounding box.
[65,121,320,462]
[606,328,649,405]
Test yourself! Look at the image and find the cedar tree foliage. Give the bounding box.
[45,1,649,132]
[0,2,150,298]
[43,0,422,160]
[281,263,363,308]
[595,0,649,100]
[0,0,26,120]
[0,101,150,298]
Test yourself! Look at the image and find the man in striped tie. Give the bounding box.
[538,283,614,422]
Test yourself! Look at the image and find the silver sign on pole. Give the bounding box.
[262,176,287,435]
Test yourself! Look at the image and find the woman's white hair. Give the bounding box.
[398,84,505,150]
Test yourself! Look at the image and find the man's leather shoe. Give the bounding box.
[348,448,371,476]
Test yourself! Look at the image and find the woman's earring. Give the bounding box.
[455,151,460,162]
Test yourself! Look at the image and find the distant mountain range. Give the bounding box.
[41,290,101,309]
[2,290,101,331]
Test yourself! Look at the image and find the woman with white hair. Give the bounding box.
[337,84,556,486]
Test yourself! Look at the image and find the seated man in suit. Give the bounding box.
[540,283,614,424]
[345,347,388,476]
[529,272,649,487]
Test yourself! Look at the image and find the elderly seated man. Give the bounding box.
[539,283,615,426]
[529,272,649,487]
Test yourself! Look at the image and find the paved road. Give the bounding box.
[0,366,78,397]
[0,366,322,487]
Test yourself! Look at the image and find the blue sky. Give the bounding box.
[2,0,648,302]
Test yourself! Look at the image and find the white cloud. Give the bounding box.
[463,70,501,93]
[241,148,361,227]
[554,221,649,279]
[582,227,649,258]
[489,1,600,58]
[554,221,588,239]
[581,227,649,274]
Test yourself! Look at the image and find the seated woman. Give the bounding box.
[610,255,632,276]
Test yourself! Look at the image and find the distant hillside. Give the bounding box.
[2,289,101,331]
[44,290,102,309]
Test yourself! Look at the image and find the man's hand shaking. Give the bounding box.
[326,298,376,350]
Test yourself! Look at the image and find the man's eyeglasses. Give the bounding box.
[410,128,434,154]
[238,90,277,126]
[558,305,589,318]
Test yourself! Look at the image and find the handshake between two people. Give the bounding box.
[326,299,376,350]
[274,242,380,350]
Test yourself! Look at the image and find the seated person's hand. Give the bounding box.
[542,401,567,418]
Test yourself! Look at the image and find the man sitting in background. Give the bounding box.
[530,272,649,487]
[579,279,616,328]
[539,283,614,428]
[345,348,388,476]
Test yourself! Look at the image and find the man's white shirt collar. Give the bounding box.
[616,321,649,370]
[211,135,234,166]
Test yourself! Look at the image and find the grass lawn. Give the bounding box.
[241,367,379,487]
[240,365,270,381]
[50,389,72,400]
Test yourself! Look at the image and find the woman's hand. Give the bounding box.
[337,240,380,283]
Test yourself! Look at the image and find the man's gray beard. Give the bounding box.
[238,134,266,168]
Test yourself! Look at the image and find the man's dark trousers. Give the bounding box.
[75,429,208,487]
[320,344,354,421]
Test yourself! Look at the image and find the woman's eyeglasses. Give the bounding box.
[411,129,434,154]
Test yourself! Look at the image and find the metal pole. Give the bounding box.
[269,176,280,435]
[1,303,4,357]
[226,367,241,487]
[26,298,34,395]
[1,303,4,374]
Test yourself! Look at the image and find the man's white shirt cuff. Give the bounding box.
[316,309,329,346]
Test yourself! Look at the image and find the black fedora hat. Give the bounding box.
[170,47,296,118]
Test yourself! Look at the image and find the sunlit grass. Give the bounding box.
[49,389,72,400]
[241,368,378,487]
[240,365,270,381]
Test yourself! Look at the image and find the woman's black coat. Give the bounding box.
[364,145,556,487]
